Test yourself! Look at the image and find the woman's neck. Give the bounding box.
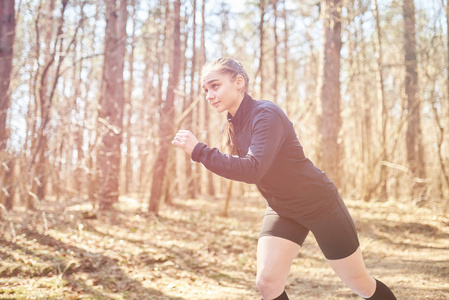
[228,93,245,117]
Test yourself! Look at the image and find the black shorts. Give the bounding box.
[259,190,360,260]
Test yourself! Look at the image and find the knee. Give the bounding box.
[256,272,284,298]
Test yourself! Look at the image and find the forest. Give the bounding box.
[0,0,449,299]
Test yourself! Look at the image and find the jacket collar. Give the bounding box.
[227,93,254,129]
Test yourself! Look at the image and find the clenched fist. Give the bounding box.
[171,130,199,156]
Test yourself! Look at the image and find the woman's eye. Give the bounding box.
[212,84,219,89]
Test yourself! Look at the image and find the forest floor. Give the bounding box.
[0,193,448,300]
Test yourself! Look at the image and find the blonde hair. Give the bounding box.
[201,58,249,93]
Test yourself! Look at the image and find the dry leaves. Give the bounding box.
[0,196,448,299]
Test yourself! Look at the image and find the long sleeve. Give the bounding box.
[191,108,287,184]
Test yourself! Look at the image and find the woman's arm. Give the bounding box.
[186,108,287,184]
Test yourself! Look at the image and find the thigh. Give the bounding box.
[257,208,306,279]
[259,206,309,247]
[307,192,360,260]
[257,236,302,280]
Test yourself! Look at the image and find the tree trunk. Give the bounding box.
[125,0,136,195]
[204,110,215,196]
[0,0,15,151]
[0,0,16,210]
[319,0,342,188]
[185,0,197,199]
[194,0,207,196]
[272,0,278,104]
[446,1,449,109]
[372,0,388,200]
[355,3,374,201]
[1,155,14,210]
[138,22,154,198]
[282,0,290,115]
[27,0,69,208]
[404,0,426,200]
[222,180,233,217]
[97,0,127,210]
[149,0,181,214]
[203,15,214,197]
[72,33,85,198]
[256,0,266,97]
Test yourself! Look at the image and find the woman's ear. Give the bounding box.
[236,75,244,90]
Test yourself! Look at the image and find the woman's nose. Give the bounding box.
[206,91,215,100]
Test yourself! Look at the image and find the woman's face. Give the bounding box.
[202,71,244,116]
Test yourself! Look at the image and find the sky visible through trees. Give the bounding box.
[7,0,443,151]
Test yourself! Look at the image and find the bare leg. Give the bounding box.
[256,236,301,299]
[327,247,376,298]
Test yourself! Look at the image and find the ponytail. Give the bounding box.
[222,119,239,156]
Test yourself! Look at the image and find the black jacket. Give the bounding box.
[191,93,337,218]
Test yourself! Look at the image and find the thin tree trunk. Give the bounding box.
[149,0,181,214]
[222,180,233,217]
[319,0,342,188]
[404,0,426,200]
[199,0,214,197]
[372,0,388,200]
[0,0,15,151]
[72,34,85,198]
[256,0,266,98]
[139,22,154,198]
[27,0,53,209]
[1,156,14,210]
[97,0,127,209]
[429,80,449,206]
[194,0,207,196]
[282,0,290,115]
[356,4,374,200]
[272,0,278,104]
[0,0,16,210]
[447,0,449,109]
[29,0,70,207]
[125,0,136,195]
[185,0,197,199]
[203,15,214,197]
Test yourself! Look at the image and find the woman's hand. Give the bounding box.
[172,130,199,156]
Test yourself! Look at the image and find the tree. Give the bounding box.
[0,0,15,152]
[372,0,388,200]
[185,0,197,199]
[255,0,266,98]
[446,1,449,106]
[96,0,128,210]
[272,0,279,104]
[0,0,16,210]
[124,0,137,195]
[318,0,342,188]
[203,1,214,197]
[149,0,182,214]
[27,0,75,209]
[282,0,290,115]
[194,0,207,196]
[403,0,426,200]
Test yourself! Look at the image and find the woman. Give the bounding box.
[172,58,396,300]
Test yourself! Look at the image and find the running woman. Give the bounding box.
[172,58,397,300]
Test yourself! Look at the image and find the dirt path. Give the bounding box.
[0,194,448,299]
